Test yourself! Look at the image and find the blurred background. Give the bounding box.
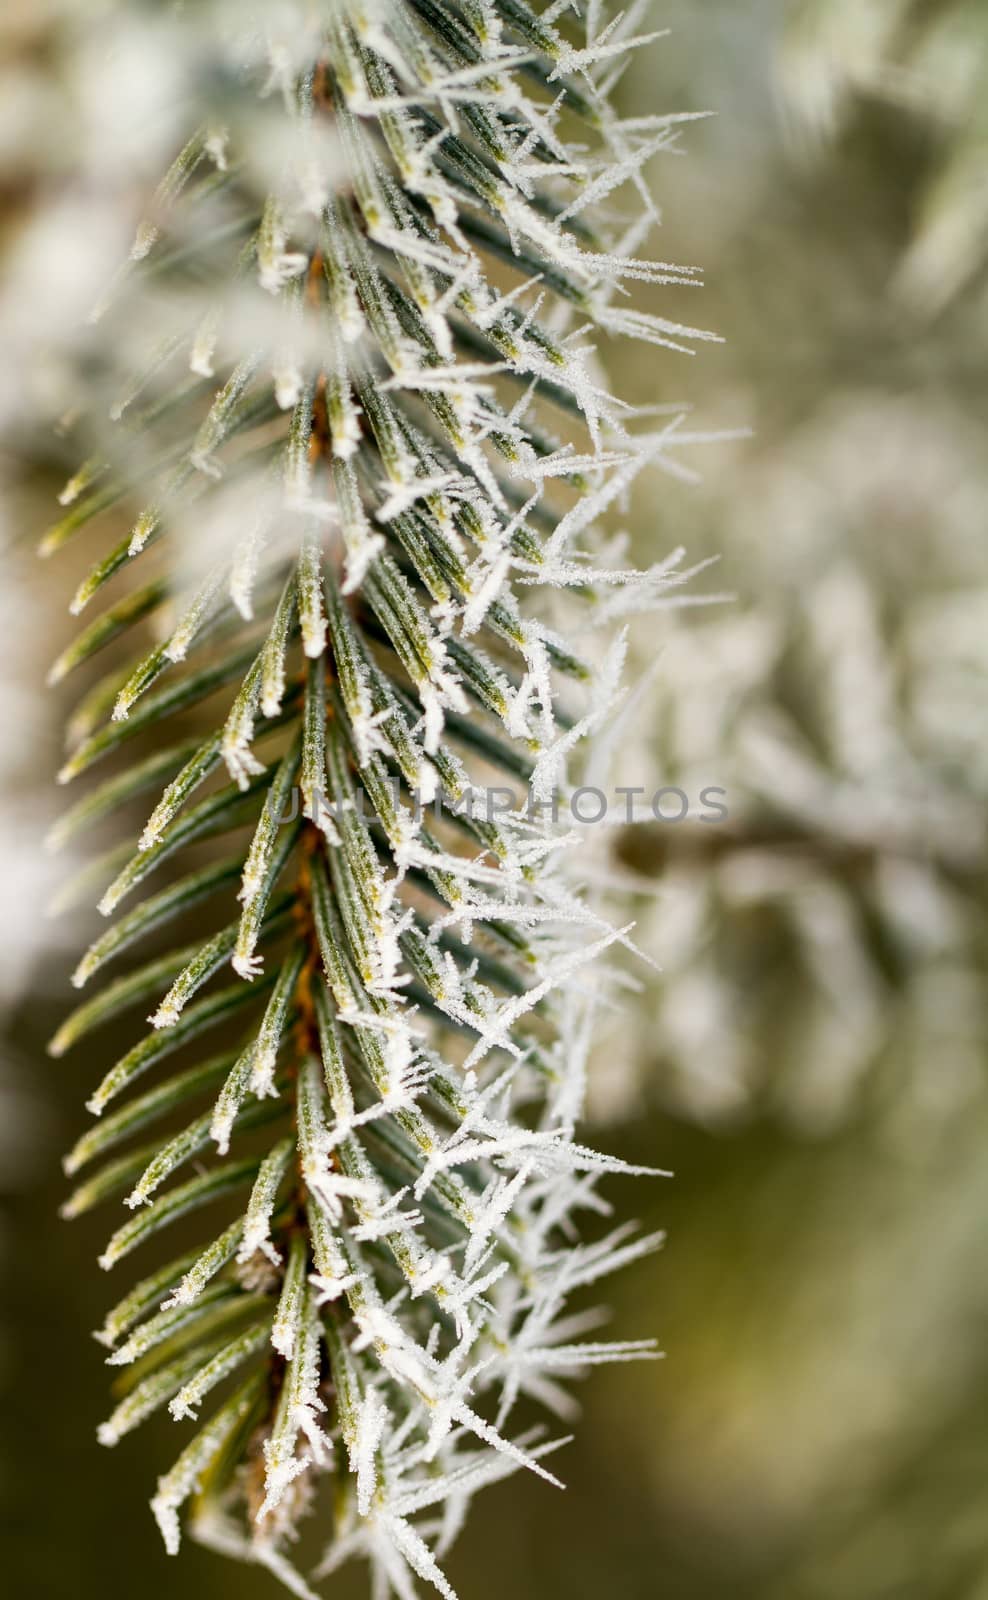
[3,2,988,1596]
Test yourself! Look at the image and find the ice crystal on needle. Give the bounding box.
[46,2,710,1593]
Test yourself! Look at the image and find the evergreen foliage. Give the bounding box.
[46,3,705,1592]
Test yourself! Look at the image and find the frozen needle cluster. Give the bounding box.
[46,2,706,1593]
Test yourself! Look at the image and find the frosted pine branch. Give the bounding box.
[45,1,712,1595]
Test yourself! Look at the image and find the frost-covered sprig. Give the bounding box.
[47,2,708,1594]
